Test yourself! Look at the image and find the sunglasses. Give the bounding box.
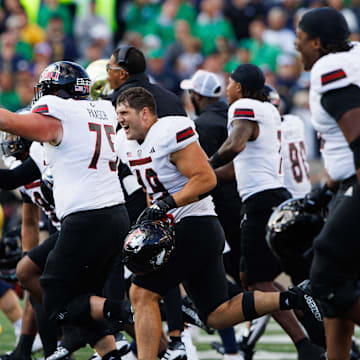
[106,63,124,72]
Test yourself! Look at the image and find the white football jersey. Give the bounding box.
[279,114,311,198]
[309,42,360,181]
[115,116,216,222]
[228,99,284,201]
[31,95,124,219]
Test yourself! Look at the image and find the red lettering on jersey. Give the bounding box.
[24,180,41,189]
[176,127,195,143]
[32,105,49,114]
[233,108,255,118]
[321,69,346,85]
[129,157,152,166]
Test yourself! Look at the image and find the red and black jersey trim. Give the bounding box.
[129,157,152,167]
[233,108,255,118]
[24,180,41,190]
[32,105,49,114]
[176,127,195,143]
[321,69,347,86]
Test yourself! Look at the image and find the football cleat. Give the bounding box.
[161,340,187,360]
[46,346,70,360]
[115,333,131,356]
[181,296,215,335]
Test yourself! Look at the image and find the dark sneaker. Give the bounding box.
[161,340,187,360]
[181,296,214,334]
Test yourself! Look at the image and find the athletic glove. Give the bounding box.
[303,184,334,211]
[140,196,177,221]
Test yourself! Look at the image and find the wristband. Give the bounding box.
[163,195,177,210]
[209,151,222,169]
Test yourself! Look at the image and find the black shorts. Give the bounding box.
[132,216,229,321]
[240,188,291,285]
[27,232,59,271]
[310,177,360,315]
[40,204,130,319]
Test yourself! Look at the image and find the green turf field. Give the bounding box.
[0,309,302,360]
[2,308,360,360]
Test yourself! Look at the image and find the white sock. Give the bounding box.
[182,327,198,360]
[13,318,22,343]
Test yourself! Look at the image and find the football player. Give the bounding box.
[295,7,360,359]
[106,47,194,360]
[0,61,132,360]
[209,64,324,360]
[264,84,311,198]
[115,86,322,360]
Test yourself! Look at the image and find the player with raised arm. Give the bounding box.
[0,61,132,360]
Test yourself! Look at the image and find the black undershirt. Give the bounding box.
[0,157,41,190]
[321,84,360,121]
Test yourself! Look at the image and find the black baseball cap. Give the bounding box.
[230,64,265,92]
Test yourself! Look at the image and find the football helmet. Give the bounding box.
[122,218,175,274]
[263,84,280,108]
[266,198,325,279]
[86,59,111,100]
[0,227,22,281]
[1,108,32,160]
[0,132,32,160]
[34,61,91,101]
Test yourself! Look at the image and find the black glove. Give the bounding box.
[140,196,177,221]
[303,184,334,211]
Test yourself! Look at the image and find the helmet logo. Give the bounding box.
[40,70,60,82]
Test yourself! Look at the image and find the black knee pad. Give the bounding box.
[311,280,360,318]
[242,291,259,321]
[55,293,93,326]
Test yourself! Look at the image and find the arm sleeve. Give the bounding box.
[320,85,360,122]
[0,157,41,190]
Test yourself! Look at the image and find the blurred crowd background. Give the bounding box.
[0,0,359,230]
